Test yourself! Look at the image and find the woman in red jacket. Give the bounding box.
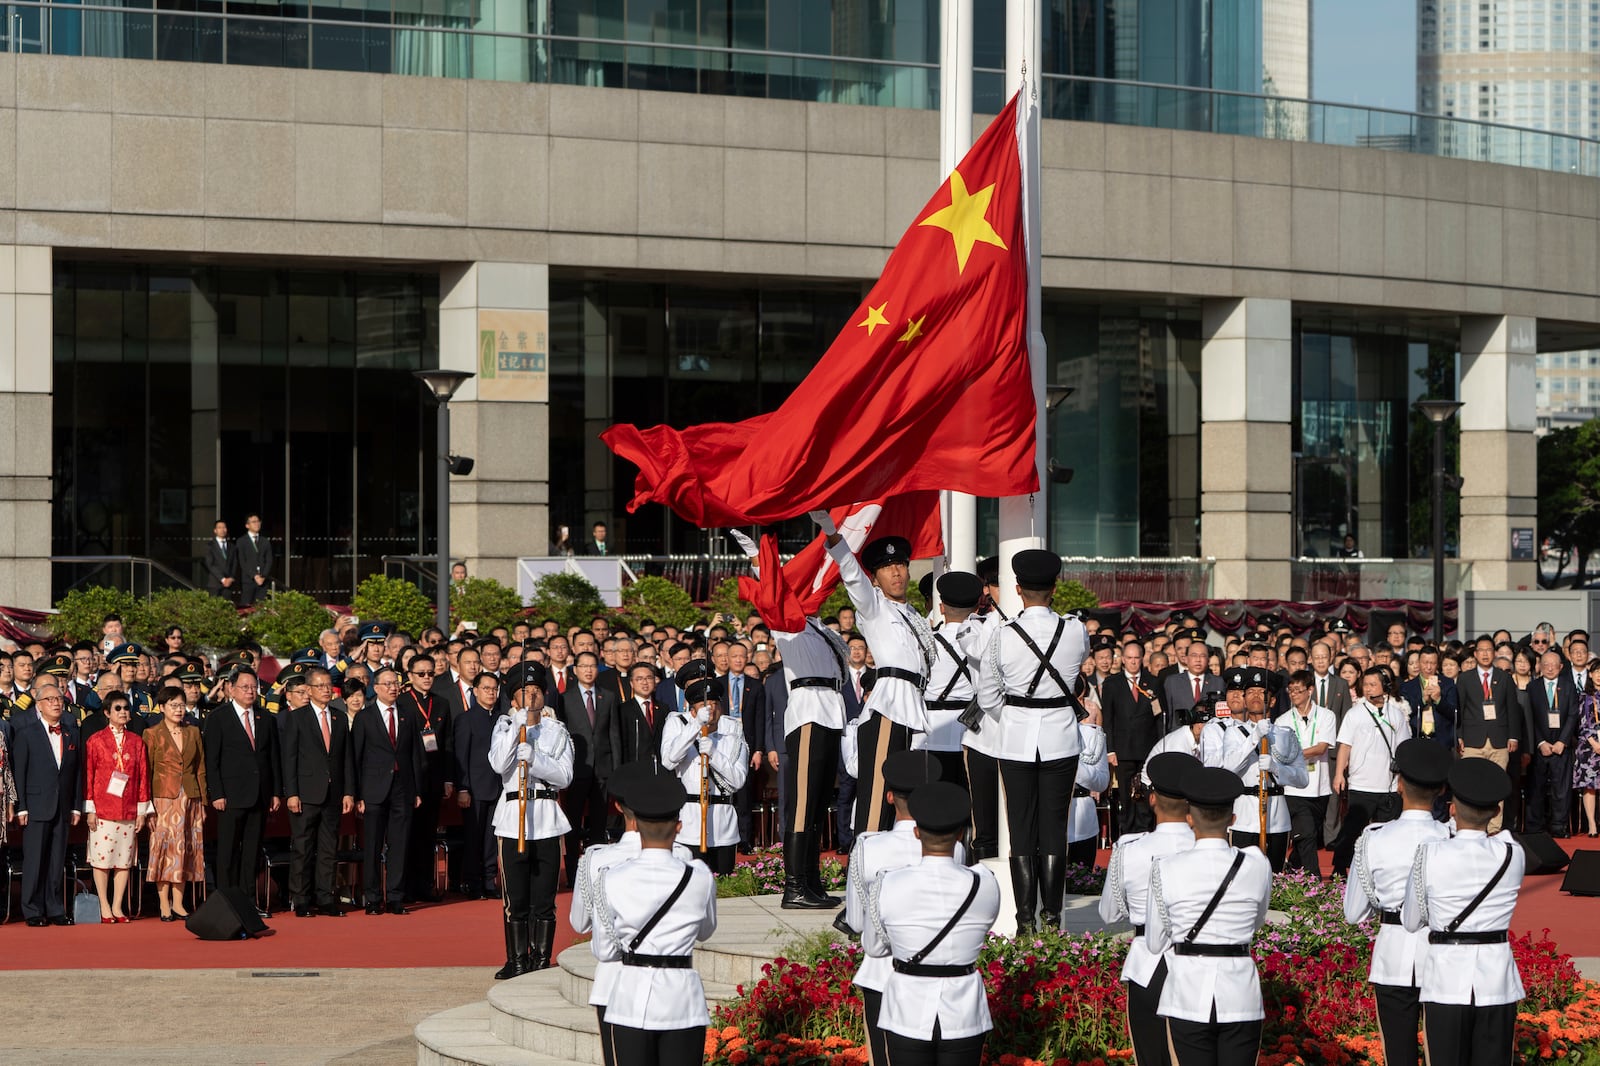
[84,694,153,922]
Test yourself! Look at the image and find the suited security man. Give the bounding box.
[1161,639,1225,734]
[717,643,766,850]
[280,671,355,916]
[555,651,619,885]
[203,668,281,896]
[202,520,236,599]
[235,513,275,607]
[352,667,427,913]
[763,669,788,840]
[836,635,870,853]
[1102,639,1166,835]
[13,681,84,925]
[399,656,454,902]
[1528,650,1582,836]
[453,670,506,898]
[616,662,669,767]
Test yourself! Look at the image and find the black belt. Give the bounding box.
[1133,924,1145,936]
[620,952,693,969]
[1263,784,1284,797]
[505,790,558,801]
[926,699,968,710]
[1073,786,1094,799]
[1173,942,1251,957]
[1429,930,1507,945]
[1380,910,1403,926]
[877,667,925,687]
[892,960,976,977]
[1004,695,1073,708]
[791,677,841,692]
[705,794,733,805]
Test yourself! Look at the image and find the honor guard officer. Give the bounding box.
[661,662,750,875]
[1142,696,1216,777]
[487,661,574,979]
[840,750,951,1066]
[862,781,1001,1066]
[1099,752,1199,1066]
[960,557,1006,861]
[1068,694,1111,868]
[816,513,939,835]
[591,772,718,1066]
[924,571,983,789]
[1342,739,1451,1066]
[1200,667,1307,871]
[1145,766,1273,1066]
[1402,759,1526,1066]
[974,548,1087,932]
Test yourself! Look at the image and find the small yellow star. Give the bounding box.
[857,303,889,336]
[919,169,1008,274]
[898,316,926,344]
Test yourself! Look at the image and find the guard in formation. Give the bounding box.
[1200,667,1307,871]
[660,660,749,875]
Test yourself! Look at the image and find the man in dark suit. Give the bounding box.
[554,651,618,885]
[836,635,869,852]
[235,513,275,607]
[1399,646,1458,753]
[579,520,613,556]
[453,670,506,898]
[202,520,236,599]
[1456,634,1523,833]
[351,666,427,913]
[616,662,668,766]
[763,670,788,841]
[203,667,281,896]
[280,670,355,917]
[398,655,454,902]
[1161,640,1225,735]
[12,681,83,925]
[1528,650,1582,837]
[1306,641,1354,726]
[1102,639,1166,835]
[717,644,766,850]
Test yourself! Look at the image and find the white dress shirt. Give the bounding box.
[864,856,1001,1039]
[572,832,693,1008]
[974,606,1088,762]
[1098,822,1196,986]
[922,619,979,753]
[1344,810,1451,986]
[1337,698,1412,793]
[592,849,718,1028]
[1069,721,1110,844]
[771,620,848,734]
[844,820,964,992]
[1402,829,1526,1006]
[487,710,574,841]
[1146,839,1273,1022]
[1277,705,1337,798]
[661,712,750,849]
[828,539,936,732]
[1202,718,1308,835]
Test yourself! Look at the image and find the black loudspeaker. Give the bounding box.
[1562,850,1600,895]
[1088,608,1122,634]
[186,886,269,940]
[1368,608,1408,643]
[1520,832,1571,875]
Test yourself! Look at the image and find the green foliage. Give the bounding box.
[818,584,853,622]
[350,573,434,636]
[450,577,524,632]
[1540,420,1600,588]
[1051,579,1099,614]
[246,590,335,654]
[617,575,702,631]
[142,589,245,649]
[527,571,607,631]
[704,576,754,621]
[51,587,143,644]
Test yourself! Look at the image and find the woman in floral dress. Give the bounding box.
[1575,663,1600,837]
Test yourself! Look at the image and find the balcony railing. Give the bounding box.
[1291,559,1474,602]
[51,555,197,599]
[1060,557,1215,603]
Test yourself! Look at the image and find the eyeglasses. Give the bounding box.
[410,670,434,677]
[109,704,130,712]
[310,682,334,690]
[374,679,400,687]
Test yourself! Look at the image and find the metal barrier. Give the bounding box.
[620,555,750,603]
[50,555,197,598]
[1290,559,1474,602]
[1058,557,1215,603]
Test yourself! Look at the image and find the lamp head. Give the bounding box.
[1414,398,1464,425]
[414,369,474,402]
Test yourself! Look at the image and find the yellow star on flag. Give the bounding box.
[898,316,926,344]
[857,303,889,336]
[919,170,1008,274]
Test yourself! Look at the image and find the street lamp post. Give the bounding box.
[415,370,474,633]
[1415,399,1464,645]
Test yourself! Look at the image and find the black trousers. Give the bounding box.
[733,781,754,849]
[562,773,609,876]
[1067,835,1098,866]
[1286,795,1328,878]
[785,723,840,839]
[999,755,1077,858]
[462,798,499,893]
[498,835,559,923]
[1117,761,1153,836]
[406,768,446,895]
[854,715,914,835]
[604,1023,705,1066]
[964,747,1000,859]
[1126,959,1171,1066]
[1374,983,1421,1066]
[862,987,889,1066]
[835,762,858,853]
[929,748,968,791]
[1528,751,1575,835]
[694,843,736,876]
[289,799,341,907]
[19,813,69,919]
[1229,829,1288,872]
[1165,1010,1262,1066]
[773,751,790,839]
[362,786,413,904]
[1422,1001,1516,1066]
[1332,789,1398,875]
[881,1019,986,1066]
[215,801,266,893]
[595,1007,615,1066]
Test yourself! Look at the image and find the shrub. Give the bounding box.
[1052,578,1099,614]
[246,590,335,655]
[142,589,245,650]
[704,577,754,621]
[617,575,702,632]
[450,577,524,632]
[51,587,143,644]
[527,572,607,632]
[350,573,434,636]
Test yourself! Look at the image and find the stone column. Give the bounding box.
[0,246,53,610]
[1459,315,1538,592]
[1199,298,1293,600]
[439,262,550,588]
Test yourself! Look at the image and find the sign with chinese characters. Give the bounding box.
[1510,527,1535,560]
[477,310,548,402]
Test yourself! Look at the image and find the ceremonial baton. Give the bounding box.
[699,713,711,852]
[1258,731,1269,851]
[517,721,529,854]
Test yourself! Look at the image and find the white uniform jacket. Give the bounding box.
[772,620,848,735]
[1344,810,1451,986]
[1146,839,1273,1022]
[841,713,861,779]
[828,539,937,732]
[1402,829,1526,1006]
[488,709,574,841]
[1097,822,1196,986]
[1276,705,1337,798]
[864,856,1001,1040]
[958,612,1004,758]
[661,712,750,849]
[572,832,694,1007]
[923,619,979,753]
[593,849,718,1029]
[1069,722,1110,845]
[974,605,1088,762]
[1202,718,1308,835]
[844,820,965,992]
[1139,726,1201,786]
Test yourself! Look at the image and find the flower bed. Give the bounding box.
[708,868,1600,1066]
[717,848,849,899]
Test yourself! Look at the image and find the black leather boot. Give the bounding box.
[1038,854,1066,931]
[529,918,556,972]
[781,833,831,909]
[1009,855,1037,932]
[493,919,529,980]
[804,831,841,907]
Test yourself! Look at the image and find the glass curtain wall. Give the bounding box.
[52,261,439,602]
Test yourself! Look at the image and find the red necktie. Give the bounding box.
[387,709,397,747]
[242,710,255,749]
[1193,675,1201,701]
[557,672,566,694]
[585,689,596,727]
[320,709,331,752]
[1482,672,1491,699]
[643,700,653,729]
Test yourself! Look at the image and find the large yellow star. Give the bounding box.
[857,302,889,336]
[919,170,1008,274]
[898,316,926,344]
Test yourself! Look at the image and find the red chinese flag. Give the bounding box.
[602,92,1035,526]
[738,493,943,632]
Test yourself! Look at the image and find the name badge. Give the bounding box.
[1306,763,1316,776]
[422,730,439,753]
[1483,701,1496,721]
[1549,713,1562,730]
[1150,699,1163,718]
[108,770,130,798]
[1422,709,1436,735]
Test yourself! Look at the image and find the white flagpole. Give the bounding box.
[940,0,978,580]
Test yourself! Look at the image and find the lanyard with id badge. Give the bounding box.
[1480,672,1498,722]
[107,732,131,797]
[418,695,440,753]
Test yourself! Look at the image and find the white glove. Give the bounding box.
[696,706,711,726]
[1257,753,1272,774]
[516,742,535,764]
[809,510,837,536]
[729,529,759,557]
[697,735,713,756]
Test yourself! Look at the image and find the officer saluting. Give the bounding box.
[1146,766,1273,1066]
[1342,738,1451,1066]
[660,660,749,875]
[974,548,1086,932]
[1402,759,1525,1066]
[862,781,1000,1066]
[1098,751,1198,1066]
[1200,667,1307,871]
[592,772,718,1066]
[487,661,574,979]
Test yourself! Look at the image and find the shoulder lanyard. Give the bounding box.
[1366,704,1396,761]
[1291,710,1316,748]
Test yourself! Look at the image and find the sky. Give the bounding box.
[1313,0,1417,111]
